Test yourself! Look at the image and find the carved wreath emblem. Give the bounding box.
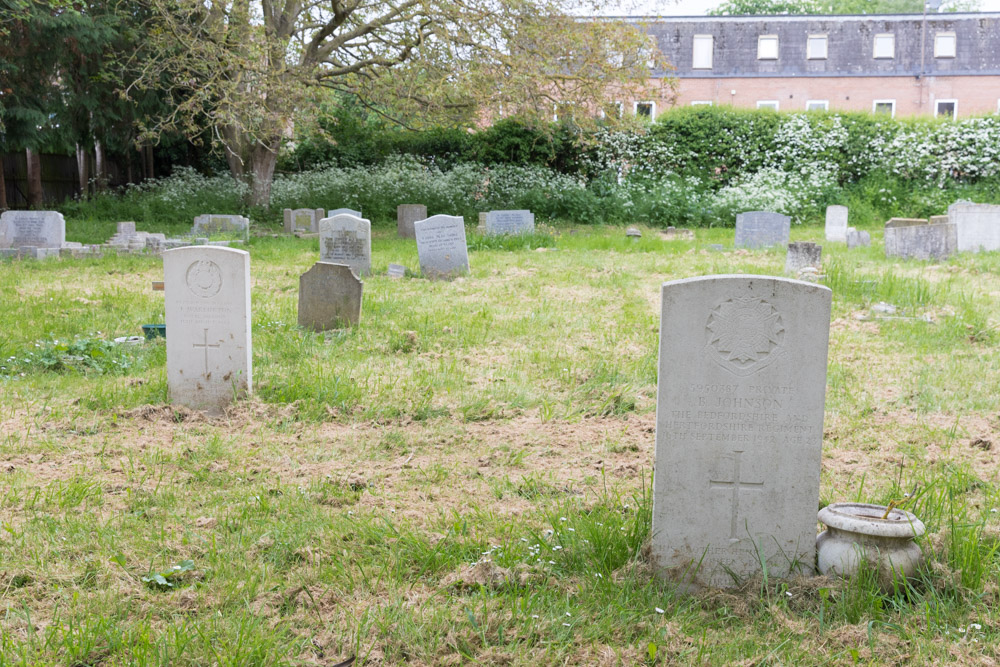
[185,260,223,298]
[705,297,785,376]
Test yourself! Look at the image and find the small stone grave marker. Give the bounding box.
[298,262,363,331]
[824,205,848,243]
[734,211,790,249]
[785,242,822,274]
[387,264,407,279]
[846,228,871,248]
[284,208,324,234]
[652,275,832,589]
[414,215,469,279]
[0,211,65,248]
[397,204,427,239]
[163,246,252,414]
[626,227,642,238]
[319,214,371,276]
[485,210,535,236]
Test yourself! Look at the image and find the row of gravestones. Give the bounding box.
[286,205,535,240]
[164,241,835,589]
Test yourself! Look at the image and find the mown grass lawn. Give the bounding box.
[1,222,998,665]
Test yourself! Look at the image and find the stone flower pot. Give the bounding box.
[816,502,926,589]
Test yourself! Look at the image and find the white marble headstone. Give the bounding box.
[0,211,66,248]
[328,208,362,219]
[652,275,831,589]
[164,246,252,414]
[414,215,470,279]
[319,214,371,276]
[485,210,535,236]
[825,205,848,243]
[948,201,1000,252]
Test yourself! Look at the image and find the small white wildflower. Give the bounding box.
[531,615,539,619]
[553,546,562,550]
[562,622,571,627]
[970,623,982,630]
[595,573,603,579]
[560,517,567,522]
[567,528,575,532]
[548,560,555,564]
[565,612,571,617]
[655,607,664,614]
[786,591,793,597]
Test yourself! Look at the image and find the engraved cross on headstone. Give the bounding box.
[709,450,764,541]
[192,328,222,375]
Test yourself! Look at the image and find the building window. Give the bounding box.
[757,100,779,111]
[600,101,624,119]
[936,99,957,120]
[806,100,829,111]
[691,101,713,106]
[758,35,779,60]
[635,101,655,119]
[935,32,956,58]
[873,34,895,59]
[693,35,714,69]
[807,34,828,60]
[873,99,896,117]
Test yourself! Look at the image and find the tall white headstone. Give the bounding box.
[652,275,831,589]
[164,246,252,414]
[825,205,848,243]
[319,214,371,276]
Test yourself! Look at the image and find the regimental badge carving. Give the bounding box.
[185,260,223,298]
[705,297,785,376]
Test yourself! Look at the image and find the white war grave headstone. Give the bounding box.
[825,205,848,243]
[652,275,832,589]
[414,215,470,279]
[319,213,371,276]
[0,211,66,248]
[734,211,790,249]
[485,210,535,236]
[163,246,252,414]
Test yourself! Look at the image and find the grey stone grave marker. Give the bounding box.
[414,215,470,279]
[387,264,407,279]
[846,228,871,248]
[298,262,363,331]
[485,210,535,236]
[884,218,956,261]
[947,201,1000,252]
[397,204,427,239]
[734,211,790,249]
[163,246,252,414]
[0,211,65,248]
[284,208,324,234]
[652,275,832,589]
[785,242,822,274]
[319,213,371,276]
[193,214,249,236]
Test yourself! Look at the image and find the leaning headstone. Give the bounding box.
[414,215,470,279]
[824,205,849,243]
[734,211,790,249]
[163,246,252,414]
[397,204,427,239]
[192,214,249,236]
[947,201,1000,252]
[284,208,324,234]
[884,218,956,261]
[0,211,66,248]
[652,275,832,589]
[785,242,822,274]
[319,214,371,276]
[298,262,363,331]
[845,228,871,249]
[485,210,535,236]
[387,264,407,279]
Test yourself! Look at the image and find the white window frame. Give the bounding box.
[691,101,713,106]
[757,35,779,60]
[934,32,956,58]
[873,33,895,59]
[806,100,829,111]
[756,100,779,111]
[634,101,656,119]
[692,34,714,69]
[806,34,828,60]
[600,101,624,119]
[935,99,958,120]
[873,99,896,117]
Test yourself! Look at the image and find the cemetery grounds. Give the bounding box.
[1,223,999,665]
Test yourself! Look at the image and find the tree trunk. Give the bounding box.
[26,148,43,208]
[144,144,154,180]
[0,158,7,210]
[221,124,280,208]
[94,140,106,192]
[76,143,89,198]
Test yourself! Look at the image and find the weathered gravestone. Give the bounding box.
[193,214,249,236]
[0,211,65,248]
[846,228,871,249]
[947,201,1000,252]
[734,211,790,249]
[652,275,832,589]
[884,218,956,261]
[485,210,535,236]
[284,208,324,234]
[328,208,362,219]
[414,215,470,279]
[319,214,371,276]
[163,246,252,414]
[387,263,407,279]
[298,262,363,331]
[825,205,849,243]
[785,242,822,274]
[397,204,427,239]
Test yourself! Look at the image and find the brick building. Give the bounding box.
[625,12,1000,118]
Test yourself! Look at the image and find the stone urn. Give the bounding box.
[816,503,926,589]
